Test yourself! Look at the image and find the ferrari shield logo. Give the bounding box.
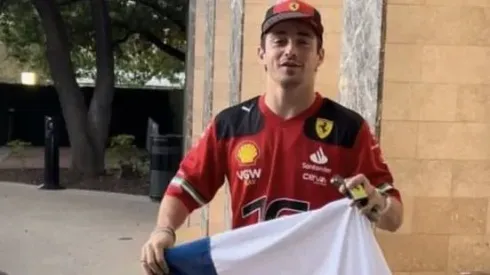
[315,118,333,139]
[289,2,300,11]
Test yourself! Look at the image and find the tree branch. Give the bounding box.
[134,0,186,33]
[57,0,83,6]
[138,30,185,61]
[111,30,136,49]
[112,20,185,61]
[0,0,8,11]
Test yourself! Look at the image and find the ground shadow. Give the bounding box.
[0,270,8,275]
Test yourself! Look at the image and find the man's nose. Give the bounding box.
[284,40,299,56]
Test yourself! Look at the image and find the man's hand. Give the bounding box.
[339,174,388,222]
[140,227,176,275]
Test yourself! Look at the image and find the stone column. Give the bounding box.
[226,0,245,230]
[339,0,386,136]
[182,0,196,230]
[198,0,217,237]
[182,0,196,154]
[229,0,244,107]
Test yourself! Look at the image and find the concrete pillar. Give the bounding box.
[339,0,386,136]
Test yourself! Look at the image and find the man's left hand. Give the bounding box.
[339,174,387,222]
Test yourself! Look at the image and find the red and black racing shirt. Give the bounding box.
[166,92,401,229]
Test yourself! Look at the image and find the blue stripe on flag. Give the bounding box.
[165,237,218,275]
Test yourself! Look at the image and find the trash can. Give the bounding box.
[149,134,183,202]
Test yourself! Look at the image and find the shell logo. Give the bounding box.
[236,141,259,165]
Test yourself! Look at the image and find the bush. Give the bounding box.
[6,139,32,169]
[107,134,149,179]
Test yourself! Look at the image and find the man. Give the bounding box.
[141,1,403,274]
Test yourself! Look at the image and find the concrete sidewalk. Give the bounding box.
[0,181,160,275]
[0,147,10,162]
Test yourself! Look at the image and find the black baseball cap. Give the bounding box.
[261,0,324,40]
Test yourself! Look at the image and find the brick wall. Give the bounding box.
[377,0,490,274]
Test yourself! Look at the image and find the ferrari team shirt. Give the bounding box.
[166,92,401,229]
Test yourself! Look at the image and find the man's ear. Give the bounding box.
[316,48,325,71]
[257,46,268,71]
[257,46,265,60]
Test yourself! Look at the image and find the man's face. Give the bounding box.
[258,19,324,88]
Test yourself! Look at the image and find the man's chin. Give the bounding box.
[278,76,302,88]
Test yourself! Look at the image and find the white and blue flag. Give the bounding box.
[165,198,391,275]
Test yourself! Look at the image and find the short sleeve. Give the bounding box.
[165,118,226,212]
[351,121,401,202]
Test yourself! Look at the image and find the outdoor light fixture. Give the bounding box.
[20,72,38,85]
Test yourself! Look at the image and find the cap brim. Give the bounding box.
[262,12,315,34]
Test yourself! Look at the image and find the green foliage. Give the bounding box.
[0,0,187,86]
[107,134,149,178]
[0,1,49,81]
[6,139,32,168]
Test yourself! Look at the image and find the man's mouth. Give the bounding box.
[280,62,302,67]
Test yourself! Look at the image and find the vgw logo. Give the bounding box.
[237,168,262,186]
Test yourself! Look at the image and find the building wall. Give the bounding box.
[182,0,490,274]
[377,0,490,274]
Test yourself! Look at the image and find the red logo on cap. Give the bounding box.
[289,2,300,11]
[273,0,314,15]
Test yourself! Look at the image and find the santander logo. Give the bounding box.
[309,147,328,165]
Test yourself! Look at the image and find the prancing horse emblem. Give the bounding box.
[289,2,300,11]
[315,118,333,139]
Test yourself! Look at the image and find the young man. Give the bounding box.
[141,1,403,274]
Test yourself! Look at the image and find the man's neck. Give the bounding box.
[263,83,317,119]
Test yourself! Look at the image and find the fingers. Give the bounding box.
[365,211,380,222]
[353,193,383,222]
[154,244,169,274]
[355,201,379,222]
[340,174,382,222]
[147,244,165,275]
[344,174,367,190]
[141,262,154,275]
[141,247,154,275]
[338,183,347,195]
[141,243,166,275]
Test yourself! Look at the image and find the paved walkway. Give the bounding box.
[0,147,73,169]
[0,179,229,275]
[0,147,10,162]
[0,181,161,275]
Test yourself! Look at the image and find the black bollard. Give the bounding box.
[149,134,182,202]
[39,116,64,190]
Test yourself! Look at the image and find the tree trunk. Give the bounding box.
[32,0,115,177]
[87,0,115,172]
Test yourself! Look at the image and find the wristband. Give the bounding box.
[152,226,177,244]
[376,189,392,216]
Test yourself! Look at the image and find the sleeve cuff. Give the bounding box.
[165,185,202,213]
[375,182,402,204]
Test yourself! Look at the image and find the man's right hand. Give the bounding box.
[140,227,176,275]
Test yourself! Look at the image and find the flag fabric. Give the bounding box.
[165,198,392,275]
